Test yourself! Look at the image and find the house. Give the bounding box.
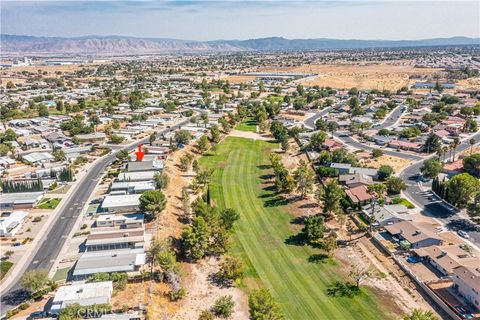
[95,213,144,229]
[22,152,55,164]
[452,266,480,309]
[330,163,352,175]
[101,194,141,213]
[322,139,343,151]
[72,249,146,279]
[50,281,113,314]
[388,140,423,152]
[75,132,107,144]
[0,192,44,210]
[361,204,412,226]
[110,181,156,194]
[413,244,480,276]
[442,159,463,176]
[345,185,373,205]
[384,221,443,249]
[339,173,373,188]
[84,227,145,252]
[127,160,164,172]
[0,211,28,237]
[117,171,157,182]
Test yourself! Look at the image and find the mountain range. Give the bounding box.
[1,34,479,55]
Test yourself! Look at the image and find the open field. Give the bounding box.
[199,137,398,320]
[262,61,441,91]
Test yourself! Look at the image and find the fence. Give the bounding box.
[371,234,462,320]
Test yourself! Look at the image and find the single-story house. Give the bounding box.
[388,140,423,152]
[0,192,44,210]
[452,266,480,309]
[345,185,373,205]
[384,221,443,249]
[339,173,373,188]
[50,281,113,314]
[22,152,55,164]
[361,204,411,226]
[117,171,156,182]
[127,160,164,172]
[95,213,144,229]
[75,132,107,144]
[109,181,156,194]
[0,211,28,237]
[101,194,141,213]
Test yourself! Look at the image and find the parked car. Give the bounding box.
[457,230,470,239]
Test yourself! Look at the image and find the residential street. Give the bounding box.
[0,119,189,315]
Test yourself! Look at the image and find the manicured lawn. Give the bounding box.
[0,261,13,280]
[391,197,415,209]
[199,137,395,320]
[235,118,257,132]
[37,198,61,209]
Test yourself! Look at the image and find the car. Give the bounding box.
[12,242,21,247]
[457,230,470,239]
[28,311,48,319]
[407,256,420,264]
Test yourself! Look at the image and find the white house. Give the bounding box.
[50,281,113,314]
[0,211,28,237]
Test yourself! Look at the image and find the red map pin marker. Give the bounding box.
[135,144,144,162]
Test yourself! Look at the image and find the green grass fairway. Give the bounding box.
[199,137,395,320]
[235,118,258,132]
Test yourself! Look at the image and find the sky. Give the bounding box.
[1,1,479,41]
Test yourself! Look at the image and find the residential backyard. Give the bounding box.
[199,136,397,320]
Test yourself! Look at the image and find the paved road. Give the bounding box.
[377,105,405,130]
[400,131,480,246]
[303,107,333,129]
[0,119,189,315]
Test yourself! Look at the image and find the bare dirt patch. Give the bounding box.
[260,61,441,91]
[172,257,249,320]
[363,154,413,173]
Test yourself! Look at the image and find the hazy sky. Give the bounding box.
[1,1,479,40]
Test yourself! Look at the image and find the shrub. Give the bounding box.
[213,295,235,318]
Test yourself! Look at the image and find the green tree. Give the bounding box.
[463,153,480,177]
[139,190,167,219]
[402,309,439,320]
[377,165,394,181]
[52,150,66,162]
[309,131,327,151]
[447,173,480,208]
[293,160,315,198]
[181,216,210,260]
[385,177,407,195]
[174,130,193,145]
[248,288,285,320]
[420,157,442,179]
[220,208,240,230]
[321,233,338,257]
[20,270,49,293]
[198,310,215,320]
[302,215,325,244]
[318,180,344,217]
[218,256,244,283]
[372,149,383,158]
[213,295,235,318]
[197,135,210,153]
[155,172,169,190]
[149,133,156,145]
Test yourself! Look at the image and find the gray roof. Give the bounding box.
[0,192,44,205]
[73,249,145,276]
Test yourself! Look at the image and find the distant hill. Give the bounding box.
[1,34,479,55]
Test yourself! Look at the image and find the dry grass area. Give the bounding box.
[457,77,480,90]
[6,64,96,73]
[363,155,413,173]
[172,258,249,320]
[259,60,441,91]
[222,75,257,83]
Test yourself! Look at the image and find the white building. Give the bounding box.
[101,194,141,213]
[50,281,113,314]
[0,211,28,237]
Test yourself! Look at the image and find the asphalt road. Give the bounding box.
[303,106,333,129]
[0,119,189,315]
[303,108,480,246]
[400,130,480,246]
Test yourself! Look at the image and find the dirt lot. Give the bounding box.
[363,154,413,173]
[259,60,441,91]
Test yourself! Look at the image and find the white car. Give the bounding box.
[457,230,470,239]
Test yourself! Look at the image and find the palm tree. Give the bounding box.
[451,137,460,162]
[442,146,449,163]
[470,138,476,155]
[402,309,439,320]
